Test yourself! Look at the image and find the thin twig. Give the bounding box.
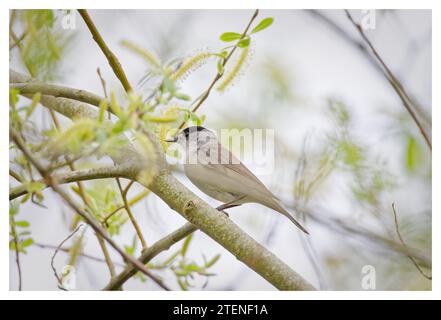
[96,67,111,119]
[9,9,16,31]
[9,169,23,183]
[177,9,260,130]
[78,9,133,93]
[9,28,34,77]
[345,10,431,150]
[10,31,27,50]
[295,203,431,268]
[51,224,84,290]
[102,189,151,225]
[47,145,102,172]
[11,130,170,290]
[391,203,431,280]
[9,213,22,290]
[9,10,27,51]
[34,241,126,267]
[116,178,147,249]
[96,67,109,99]
[102,205,125,225]
[293,138,328,289]
[308,10,384,76]
[95,232,117,278]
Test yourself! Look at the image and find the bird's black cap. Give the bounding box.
[181,126,208,139]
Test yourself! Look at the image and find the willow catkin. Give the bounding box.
[121,40,161,68]
[170,51,212,82]
[217,46,250,92]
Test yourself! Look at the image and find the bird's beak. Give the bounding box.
[165,136,178,143]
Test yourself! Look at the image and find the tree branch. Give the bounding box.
[391,203,431,280]
[10,82,106,107]
[116,178,148,250]
[298,204,431,269]
[9,211,23,290]
[51,224,84,290]
[78,9,133,93]
[103,222,197,290]
[308,10,432,130]
[345,10,432,150]
[9,165,130,200]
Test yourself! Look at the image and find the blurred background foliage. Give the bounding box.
[9,9,431,290]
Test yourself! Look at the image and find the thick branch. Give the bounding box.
[10,82,106,107]
[9,165,129,200]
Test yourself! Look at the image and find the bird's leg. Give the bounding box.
[216,196,246,216]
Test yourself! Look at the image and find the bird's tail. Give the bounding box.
[283,209,309,235]
[267,199,309,234]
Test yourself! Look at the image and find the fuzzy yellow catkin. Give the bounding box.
[170,52,212,82]
[217,47,250,92]
[121,40,161,68]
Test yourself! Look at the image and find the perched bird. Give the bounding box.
[166,126,309,234]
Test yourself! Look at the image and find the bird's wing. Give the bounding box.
[204,143,279,200]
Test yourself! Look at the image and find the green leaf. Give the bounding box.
[181,234,193,257]
[98,99,108,123]
[251,17,274,34]
[174,92,191,101]
[167,251,181,265]
[183,111,190,122]
[338,140,363,168]
[10,88,19,108]
[205,254,221,268]
[21,193,31,204]
[163,77,176,94]
[190,113,202,126]
[217,59,224,75]
[26,92,41,118]
[406,135,422,173]
[110,92,122,117]
[9,201,20,216]
[21,238,34,248]
[24,181,46,193]
[220,32,242,42]
[15,221,30,228]
[177,277,188,290]
[25,10,54,29]
[237,38,251,48]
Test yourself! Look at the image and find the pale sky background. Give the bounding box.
[10,9,431,290]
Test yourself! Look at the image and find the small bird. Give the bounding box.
[166,126,309,234]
